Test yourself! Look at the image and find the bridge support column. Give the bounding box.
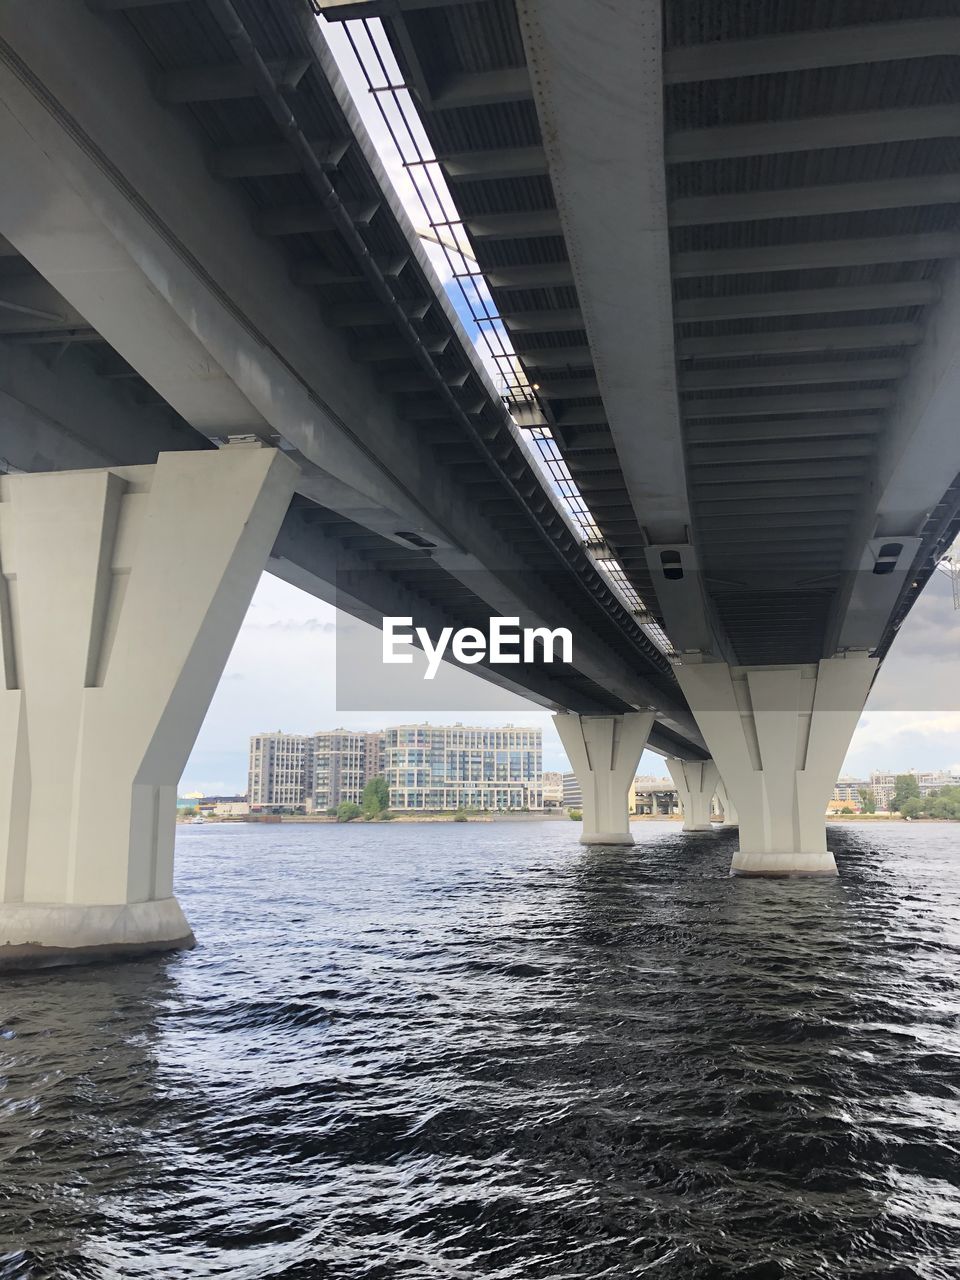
[666,758,719,831]
[716,781,738,828]
[554,711,654,845]
[0,447,296,969]
[675,657,876,877]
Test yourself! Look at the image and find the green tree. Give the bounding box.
[337,800,362,823]
[900,797,923,819]
[452,808,468,823]
[858,788,876,814]
[361,775,391,818]
[840,806,854,815]
[891,774,921,812]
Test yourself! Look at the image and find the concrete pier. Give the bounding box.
[554,712,654,845]
[676,656,877,876]
[0,448,296,969]
[666,758,720,832]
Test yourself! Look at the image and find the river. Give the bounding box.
[1,820,959,1278]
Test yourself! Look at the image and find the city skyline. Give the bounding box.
[182,571,960,796]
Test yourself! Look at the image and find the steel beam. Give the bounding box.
[518,345,593,370]
[465,210,563,240]
[485,262,575,289]
[670,173,960,226]
[350,334,451,361]
[555,405,609,427]
[697,515,851,533]
[429,68,532,110]
[329,298,432,326]
[696,482,860,503]
[91,0,191,8]
[692,460,866,484]
[701,529,848,544]
[690,438,876,464]
[667,105,960,164]
[685,416,882,444]
[663,19,960,84]
[672,232,960,279]
[158,58,310,103]
[680,359,906,392]
[294,254,408,284]
[256,200,379,235]
[567,453,622,471]
[211,138,349,177]
[560,430,613,451]
[675,281,939,322]
[683,390,895,418]
[677,324,923,360]
[696,495,858,515]
[439,147,549,181]
[501,308,584,331]
[538,376,601,398]
[319,0,482,15]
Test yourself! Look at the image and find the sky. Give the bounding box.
[180,13,960,795]
[181,567,960,795]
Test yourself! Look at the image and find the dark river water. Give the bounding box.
[1,819,959,1279]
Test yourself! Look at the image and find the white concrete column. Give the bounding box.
[675,657,877,876]
[0,447,296,968]
[666,758,720,831]
[715,780,738,827]
[554,711,653,845]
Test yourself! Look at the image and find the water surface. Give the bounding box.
[2,820,959,1278]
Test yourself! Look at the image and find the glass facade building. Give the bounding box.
[384,724,542,811]
[249,724,542,812]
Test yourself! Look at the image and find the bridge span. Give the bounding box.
[0,0,958,965]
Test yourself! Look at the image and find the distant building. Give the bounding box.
[542,771,564,808]
[827,797,860,814]
[632,776,679,816]
[313,730,385,810]
[833,778,870,810]
[562,772,582,810]
[248,723,541,812]
[384,723,542,811]
[869,769,960,811]
[248,732,313,811]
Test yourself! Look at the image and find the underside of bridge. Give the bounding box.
[2,0,960,964]
[342,0,960,669]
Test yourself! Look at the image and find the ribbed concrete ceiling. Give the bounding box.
[339,0,960,665]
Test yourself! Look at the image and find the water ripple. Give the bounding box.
[2,820,959,1278]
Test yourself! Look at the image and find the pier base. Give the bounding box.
[0,447,296,970]
[554,711,653,845]
[0,900,194,970]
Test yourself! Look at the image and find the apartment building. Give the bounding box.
[542,771,564,809]
[562,772,583,811]
[313,731,385,810]
[833,778,870,808]
[248,724,541,812]
[248,733,314,810]
[384,723,542,811]
[869,769,960,810]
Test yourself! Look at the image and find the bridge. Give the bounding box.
[0,0,957,966]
